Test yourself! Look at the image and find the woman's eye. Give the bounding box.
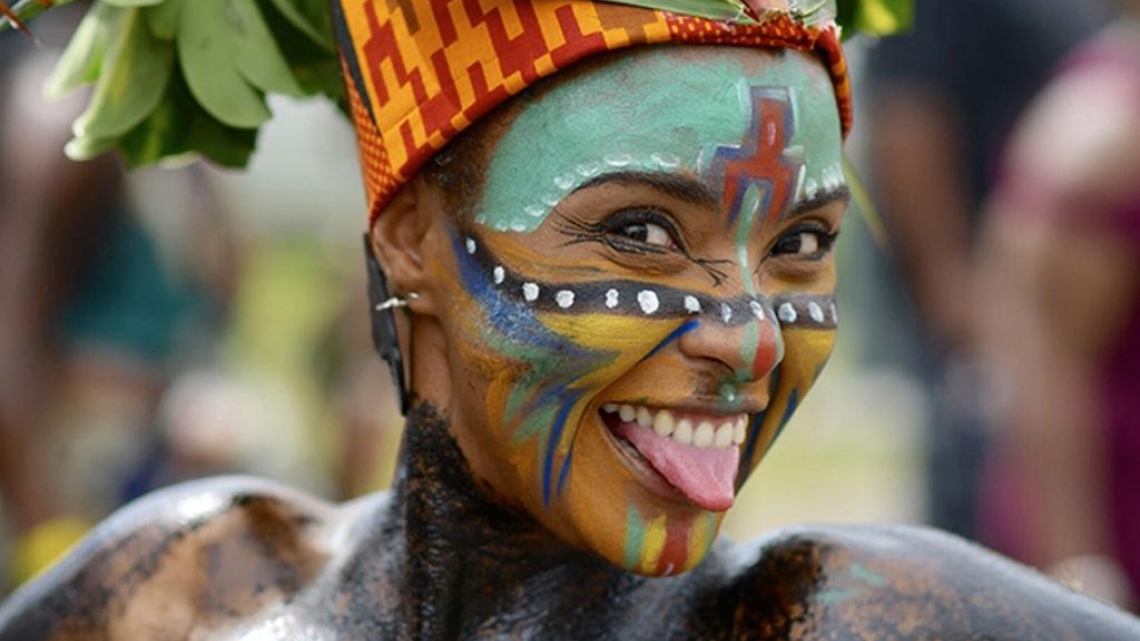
[614,222,675,248]
[596,209,684,252]
[770,228,835,258]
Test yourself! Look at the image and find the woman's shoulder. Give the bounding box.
[715,524,1140,640]
[0,476,389,641]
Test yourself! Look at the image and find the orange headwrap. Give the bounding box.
[331,0,852,221]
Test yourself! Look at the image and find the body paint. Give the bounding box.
[444,47,844,575]
[476,49,844,232]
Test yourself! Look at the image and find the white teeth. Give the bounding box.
[674,419,694,445]
[603,404,748,449]
[619,404,636,423]
[733,417,747,446]
[694,421,715,448]
[714,422,734,448]
[636,406,653,428]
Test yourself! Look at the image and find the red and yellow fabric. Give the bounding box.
[330,0,852,220]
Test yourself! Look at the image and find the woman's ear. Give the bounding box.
[369,176,438,314]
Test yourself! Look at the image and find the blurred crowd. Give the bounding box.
[865,0,1140,609]
[0,3,402,591]
[1,0,1139,613]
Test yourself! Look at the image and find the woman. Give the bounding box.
[0,0,1137,638]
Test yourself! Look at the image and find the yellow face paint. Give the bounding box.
[434,46,845,574]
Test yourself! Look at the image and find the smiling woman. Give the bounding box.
[1,0,1140,639]
[380,46,848,575]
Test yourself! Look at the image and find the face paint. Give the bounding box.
[476,49,844,232]
[434,47,844,576]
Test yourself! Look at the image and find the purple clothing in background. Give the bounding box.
[983,21,1140,594]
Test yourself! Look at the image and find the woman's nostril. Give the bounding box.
[677,312,784,384]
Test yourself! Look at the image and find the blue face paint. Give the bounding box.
[437,46,844,577]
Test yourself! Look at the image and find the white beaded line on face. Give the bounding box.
[476,153,685,231]
[459,233,838,329]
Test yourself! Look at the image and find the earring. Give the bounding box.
[374,292,420,312]
[363,235,414,415]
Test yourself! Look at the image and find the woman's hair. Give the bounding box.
[419,120,491,219]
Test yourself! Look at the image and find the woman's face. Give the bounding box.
[428,46,846,575]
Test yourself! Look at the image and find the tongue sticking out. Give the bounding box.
[615,422,740,512]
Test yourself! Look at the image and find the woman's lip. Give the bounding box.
[597,409,691,506]
[600,403,750,449]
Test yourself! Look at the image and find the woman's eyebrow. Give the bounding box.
[788,185,850,218]
[575,171,849,218]
[575,170,719,209]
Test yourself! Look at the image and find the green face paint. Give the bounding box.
[439,46,845,578]
[475,47,844,232]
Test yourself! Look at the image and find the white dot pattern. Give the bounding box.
[808,301,824,323]
[778,303,797,324]
[638,291,659,314]
[749,300,766,320]
[605,289,619,309]
[460,232,837,328]
[523,283,539,302]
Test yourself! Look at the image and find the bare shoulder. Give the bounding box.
[0,476,351,641]
[730,524,1140,640]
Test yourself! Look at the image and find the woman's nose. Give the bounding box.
[676,306,783,383]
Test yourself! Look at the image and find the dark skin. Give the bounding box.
[1,402,1138,640]
[2,47,1139,640]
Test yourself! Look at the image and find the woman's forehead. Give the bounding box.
[473,46,844,233]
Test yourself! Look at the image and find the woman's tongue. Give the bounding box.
[613,420,739,511]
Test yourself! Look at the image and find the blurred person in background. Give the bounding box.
[976,0,1140,610]
[865,0,1105,540]
[313,285,402,499]
[0,4,240,591]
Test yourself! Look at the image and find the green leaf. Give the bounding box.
[258,0,341,98]
[64,132,118,161]
[609,0,754,24]
[74,8,175,139]
[44,2,119,99]
[186,104,258,167]
[144,0,183,40]
[177,0,271,128]
[292,58,345,101]
[230,0,304,96]
[101,0,165,7]
[836,0,912,36]
[854,0,912,35]
[118,65,197,165]
[265,0,333,50]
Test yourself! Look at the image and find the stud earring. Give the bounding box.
[363,235,415,415]
[375,292,420,312]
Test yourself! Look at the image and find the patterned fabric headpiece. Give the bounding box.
[330,0,853,220]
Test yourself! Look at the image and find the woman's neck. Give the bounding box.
[366,402,647,640]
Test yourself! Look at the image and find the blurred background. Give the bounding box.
[2,0,1138,612]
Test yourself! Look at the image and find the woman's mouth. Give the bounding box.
[599,403,748,512]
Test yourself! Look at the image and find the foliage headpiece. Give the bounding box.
[2,0,911,219]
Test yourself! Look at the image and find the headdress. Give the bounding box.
[336,0,857,220]
[2,0,911,220]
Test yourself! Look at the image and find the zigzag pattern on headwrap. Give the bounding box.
[331,0,852,220]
